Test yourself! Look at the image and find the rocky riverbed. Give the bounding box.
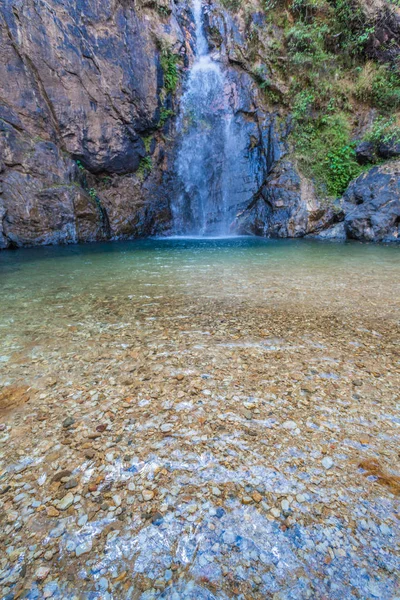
[0,238,399,599]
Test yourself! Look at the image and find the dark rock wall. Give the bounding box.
[0,0,399,248]
[0,0,186,248]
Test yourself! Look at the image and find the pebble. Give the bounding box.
[212,487,221,497]
[142,490,154,501]
[75,540,92,557]
[322,457,334,470]
[35,566,50,581]
[64,478,78,490]
[160,423,173,433]
[57,492,74,511]
[62,417,75,428]
[281,499,290,512]
[113,494,122,507]
[99,577,109,591]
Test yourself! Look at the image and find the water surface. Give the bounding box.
[0,238,399,599]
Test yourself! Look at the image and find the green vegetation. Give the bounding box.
[220,0,242,11]
[364,116,400,145]
[137,156,153,181]
[158,107,175,127]
[292,107,363,196]
[354,62,400,110]
[237,0,400,196]
[141,135,153,153]
[160,49,180,94]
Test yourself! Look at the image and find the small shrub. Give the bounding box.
[326,143,361,197]
[158,107,175,127]
[160,50,179,93]
[220,0,241,11]
[364,116,400,145]
[355,62,400,110]
[137,156,153,181]
[142,135,153,153]
[292,111,363,197]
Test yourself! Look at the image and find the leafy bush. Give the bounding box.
[364,116,400,145]
[292,110,362,197]
[326,143,361,197]
[137,156,153,181]
[160,50,179,93]
[221,0,241,10]
[355,62,400,110]
[158,107,175,127]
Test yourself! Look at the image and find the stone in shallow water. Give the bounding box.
[160,423,173,432]
[322,457,334,470]
[35,566,50,581]
[62,417,75,428]
[46,506,60,518]
[57,492,74,510]
[75,540,92,557]
[143,490,154,501]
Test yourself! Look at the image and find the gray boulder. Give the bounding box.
[342,161,400,242]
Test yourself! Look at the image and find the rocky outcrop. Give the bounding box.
[341,161,400,242]
[234,160,339,238]
[0,0,399,247]
[0,0,188,248]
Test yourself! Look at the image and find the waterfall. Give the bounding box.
[173,0,235,235]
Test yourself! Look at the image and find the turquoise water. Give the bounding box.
[1,238,399,337]
[0,238,399,600]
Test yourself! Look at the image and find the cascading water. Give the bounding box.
[172,0,236,235]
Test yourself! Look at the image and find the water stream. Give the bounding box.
[173,0,236,235]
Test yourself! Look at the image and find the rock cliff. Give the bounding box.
[0,0,399,247]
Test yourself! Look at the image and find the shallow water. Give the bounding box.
[0,238,399,599]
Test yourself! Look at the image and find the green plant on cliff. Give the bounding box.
[221,0,242,11]
[137,156,153,181]
[292,104,363,197]
[158,107,175,127]
[355,62,400,110]
[160,49,179,93]
[364,116,400,145]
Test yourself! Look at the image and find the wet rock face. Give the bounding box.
[0,0,399,247]
[234,160,339,239]
[1,0,164,174]
[0,0,185,247]
[341,161,400,243]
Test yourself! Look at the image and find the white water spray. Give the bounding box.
[173,0,236,235]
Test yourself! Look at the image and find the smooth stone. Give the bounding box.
[160,423,173,433]
[75,540,92,557]
[142,490,154,501]
[58,492,74,511]
[35,566,50,581]
[322,457,334,470]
